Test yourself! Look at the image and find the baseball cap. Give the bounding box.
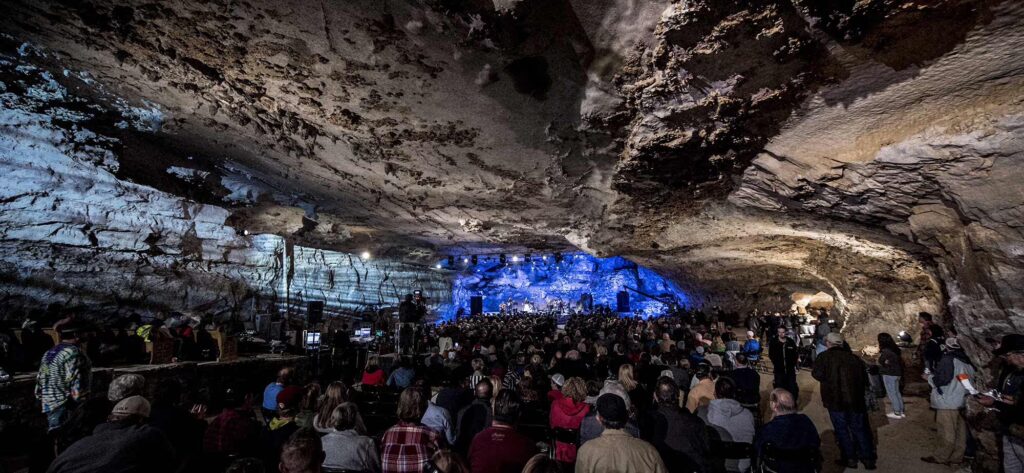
[111,395,151,418]
[551,373,565,387]
[596,393,627,424]
[277,386,304,409]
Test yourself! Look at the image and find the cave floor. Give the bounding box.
[774,366,961,473]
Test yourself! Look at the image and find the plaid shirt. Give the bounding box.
[35,343,90,413]
[381,421,442,473]
[203,408,260,455]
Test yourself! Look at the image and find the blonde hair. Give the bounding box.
[561,377,587,403]
[365,356,380,371]
[618,364,638,391]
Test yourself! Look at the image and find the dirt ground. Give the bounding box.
[764,366,962,473]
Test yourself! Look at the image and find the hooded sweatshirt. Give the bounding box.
[700,398,755,472]
[550,397,590,463]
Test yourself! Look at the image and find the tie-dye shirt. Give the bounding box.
[35,343,91,413]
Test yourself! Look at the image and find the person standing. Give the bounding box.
[876,333,905,419]
[977,334,1024,472]
[813,311,831,356]
[921,337,975,466]
[35,323,91,434]
[812,332,876,470]
[768,327,799,402]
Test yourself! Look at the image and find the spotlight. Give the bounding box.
[435,263,442,269]
[463,257,469,264]
[542,255,548,261]
[360,251,371,260]
[512,255,520,263]
[242,229,250,236]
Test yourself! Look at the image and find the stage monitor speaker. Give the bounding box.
[616,291,630,313]
[307,301,324,324]
[470,296,483,315]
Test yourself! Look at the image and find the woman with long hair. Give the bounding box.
[361,356,386,387]
[618,363,649,412]
[877,332,906,419]
[549,377,590,464]
[314,381,353,433]
[294,382,320,428]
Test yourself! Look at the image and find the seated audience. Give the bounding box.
[455,378,493,455]
[280,429,325,473]
[263,367,293,421]
[313,382,352,434]
[699,377,755,472]
[321,403,380,473]
[362,356,386,387]
[48,396,176,473]
[549,376,590,464]
[469,390,538,473]
[726,354,761,407]
[262,386,304,468]
[381,387,442,473]
[388,357,416,390]
[204,386,261,459]
[576,393,667,473]
[685,363,716,413]
[754,388,820,473]
[580,382,639,443]
[642,378,709,473]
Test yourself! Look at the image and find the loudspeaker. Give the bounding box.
[307,301,324,324]
[581,293,593,312]
[616,291,630,313]
[470,296,483,315]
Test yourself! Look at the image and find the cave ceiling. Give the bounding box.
[3,0,1024,344]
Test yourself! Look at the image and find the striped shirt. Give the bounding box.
[35,343,91,413]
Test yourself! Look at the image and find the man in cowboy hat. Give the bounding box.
[978,334,1024,472]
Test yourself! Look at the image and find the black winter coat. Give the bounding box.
[812,347,868,412]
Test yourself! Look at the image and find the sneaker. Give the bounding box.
[886,412,902,419]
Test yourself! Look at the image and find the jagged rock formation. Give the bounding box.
[0,0,1021,375]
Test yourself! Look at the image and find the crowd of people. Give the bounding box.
[21,308,1024,473]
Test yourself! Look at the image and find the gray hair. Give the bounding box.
[598,380,632,411]
[770,388,796,414]
[108,374,146,402]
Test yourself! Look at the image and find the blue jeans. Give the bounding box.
[828,410,876,462]
[882,375,904,415]
[46,402,73,432]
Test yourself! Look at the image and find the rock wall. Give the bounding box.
[0,49,449,322]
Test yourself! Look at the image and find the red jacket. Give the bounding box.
[549,397,589,463]
[361,368,386,386]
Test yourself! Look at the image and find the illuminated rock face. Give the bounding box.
[439,253,693,321]
[0,0,1023,368]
